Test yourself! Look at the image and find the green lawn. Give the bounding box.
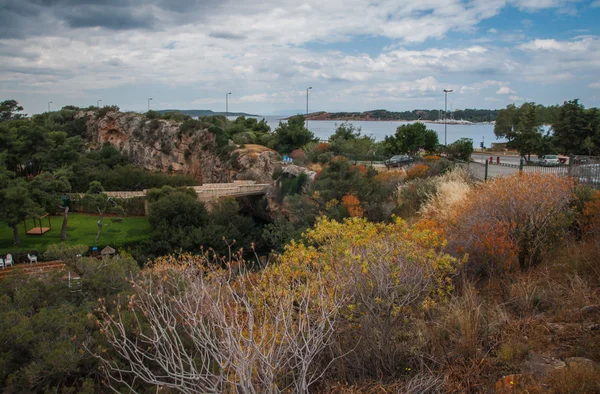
[0,214,151,255]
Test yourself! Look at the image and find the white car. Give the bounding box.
[539,155,560,166]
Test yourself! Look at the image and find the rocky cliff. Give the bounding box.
[78,111,282,184]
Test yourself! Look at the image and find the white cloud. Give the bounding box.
[509,95,524,101]
[518,37,593,51]
[592,0,600,7]
[590,82,600,89]
[1,0,598,113]
[496,86,516,94]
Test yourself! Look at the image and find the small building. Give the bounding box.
[101,246,116,257]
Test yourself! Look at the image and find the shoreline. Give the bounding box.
[300,118,493,125]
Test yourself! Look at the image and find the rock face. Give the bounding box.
[80,111,232,184]
[231,144,282,184]
[78,111,314,191]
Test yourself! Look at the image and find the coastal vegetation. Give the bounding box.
[494,99,600,158]
[1,99,600,392]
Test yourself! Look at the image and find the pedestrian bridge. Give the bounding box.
[191,181,270,201]
[104,181,270,213]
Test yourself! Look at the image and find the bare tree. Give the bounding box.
[90,256,343,393]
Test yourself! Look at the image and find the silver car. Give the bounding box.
[539,155,560,166]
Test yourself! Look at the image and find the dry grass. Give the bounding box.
[547,364,600,394]
[420,167,473,223]
[239,144,275,153]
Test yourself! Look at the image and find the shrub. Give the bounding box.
[406,164,430,181]
[97,105,120,118]
[289,149,305,160]
[420,167,472,223]
[279,217,461,380]
[446,138,474,161]
[424,155,441,162]
[43,243,89,262]
[449,173,575,273]
[396,177,440,218]
[341,194,363,217]
[317,142,330,152]
[547,364,600,394]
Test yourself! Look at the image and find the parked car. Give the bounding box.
[385,155,413,167]
[538,155,560,166]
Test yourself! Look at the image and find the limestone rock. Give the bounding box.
[232,144,282,184]
[281,164,317,181]
[525,351,566,377]
[77,110,228,183]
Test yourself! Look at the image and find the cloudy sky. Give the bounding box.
[1,0,600,115]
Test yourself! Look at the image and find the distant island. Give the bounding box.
[157,109,259,117]
[305,109,500,123]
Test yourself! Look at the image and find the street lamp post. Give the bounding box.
[443,89,453,146]
[148,98,153,111]
[48,101,52,112]
[97,99,102,109]
[306,87,312,129]
[226,92,232,118]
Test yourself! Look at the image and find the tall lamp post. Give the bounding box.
[97,99,102,109]
[443,89,453,146]
[48,101,52,112]
[147,98,153,111]
[306,86,312,129]
[226,92,232,118]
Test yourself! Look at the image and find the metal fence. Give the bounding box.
[453,159,487,181]
[570,156,600,186]
[457,155,600,186]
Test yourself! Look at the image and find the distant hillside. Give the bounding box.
[306,109,500,123]
[157,109,259,117]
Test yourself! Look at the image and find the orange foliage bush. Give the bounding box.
[353,165,368,176]
[290,149,306,160]
[341,194,363,217]
[406,164,430,181]
[424,155,441,162]
[317,142,330,152]
[448,173,574,273]
[580,190,600,237]
[374,170,405,184]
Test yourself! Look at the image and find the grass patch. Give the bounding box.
[0,213,151,255]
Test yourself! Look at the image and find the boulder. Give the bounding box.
[581,305,600,316]
[232,144,281,184]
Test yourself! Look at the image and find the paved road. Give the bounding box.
[471,153,539,166]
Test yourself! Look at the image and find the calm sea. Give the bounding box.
[246,116,504,148]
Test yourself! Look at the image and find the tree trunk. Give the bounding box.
[95,216,103,243]
[12,224,20,245]
[60,206,69,241]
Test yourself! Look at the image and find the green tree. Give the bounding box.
[30,170,72,241]
[514,104,543,161]
[553,99,599,155]
[494,103,520,142]
[0,99,26,122]
[329,123,376,158]
[0,178,39,245]
[274,115,317,153]
[383,122,438,155]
